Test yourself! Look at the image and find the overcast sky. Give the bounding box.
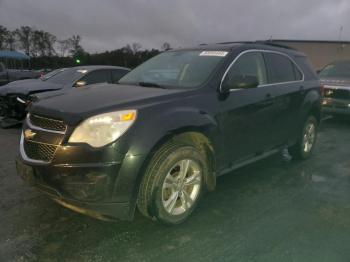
[0,0,349,53]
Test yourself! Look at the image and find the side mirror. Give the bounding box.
[75,80,87,87]
[0,62,5,72]
[221,74,259,93]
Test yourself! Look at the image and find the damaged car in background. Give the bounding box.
[319,60,350,116]
[0,61,42,86]
[0,65,130,127]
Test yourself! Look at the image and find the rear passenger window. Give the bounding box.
[264,53,302,83]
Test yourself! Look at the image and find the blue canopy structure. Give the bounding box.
[0,50,30,60]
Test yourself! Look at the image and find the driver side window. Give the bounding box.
[225,52,267,88]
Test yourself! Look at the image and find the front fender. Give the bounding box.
[127,107,219,156]
[112,107,220,218]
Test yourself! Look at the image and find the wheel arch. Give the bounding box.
[136,128,217,195]
[301,89,322,124]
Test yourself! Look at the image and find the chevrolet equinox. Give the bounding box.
[16,42,322,225]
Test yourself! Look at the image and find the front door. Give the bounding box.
[218,51,276,168]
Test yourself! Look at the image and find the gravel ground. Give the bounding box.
[0,118,350,262]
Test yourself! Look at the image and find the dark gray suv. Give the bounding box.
[16,42,321,225]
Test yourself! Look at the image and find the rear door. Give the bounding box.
[219,51,276,167]
[263,52,304,146]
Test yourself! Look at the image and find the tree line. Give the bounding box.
[0,25,171,69]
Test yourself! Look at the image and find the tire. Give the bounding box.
[289,115,318,160]
[137,141,208,225]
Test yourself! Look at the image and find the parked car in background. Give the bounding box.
[0,62,41,86]
[0,65,130,127]
[16,42,321,225]
[40,68,64,81]
[319,60,350,116]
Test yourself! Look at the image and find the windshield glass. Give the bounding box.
[41,68,65,81]
[319,61,350,79]
[119,50,228,89]
[44,68,86,85]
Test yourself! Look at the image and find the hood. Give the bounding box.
[31,84,187,125]
[0,79,63,96]
[33,89,70,101]
[320,78,350,90]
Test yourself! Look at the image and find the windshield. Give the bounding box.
[44,68,86,85]
[319,61,350,79]
[119,50,228,89]
[41,68,65,81]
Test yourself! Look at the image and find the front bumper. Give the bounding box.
[16,157,131,220]
[16,150,146,220]
[17,116,147,221]
[322,98,350,115]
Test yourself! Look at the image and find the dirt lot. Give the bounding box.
[0,118,350,262]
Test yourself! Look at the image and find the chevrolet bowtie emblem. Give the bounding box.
[24,129,36,140]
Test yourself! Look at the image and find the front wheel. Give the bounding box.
[137,141,207,225]
[289,115,318,160]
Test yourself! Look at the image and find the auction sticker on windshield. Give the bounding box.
[199,51,228,57]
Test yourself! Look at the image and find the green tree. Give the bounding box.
[69,35,84,56]
[57,39,72,57]
[14,26,33,55]
[5,31,16,51]
[0,25,9,50]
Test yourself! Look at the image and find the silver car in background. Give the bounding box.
[319,60,350,116]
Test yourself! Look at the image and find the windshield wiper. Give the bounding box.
[138,82,166,89]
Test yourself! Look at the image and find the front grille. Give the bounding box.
[29,114,67,132]
[23,140,57,162]
[324,88,350,100]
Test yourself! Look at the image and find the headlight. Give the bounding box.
[68,110,137,148]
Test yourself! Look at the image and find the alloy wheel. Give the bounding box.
[161,159,202,216]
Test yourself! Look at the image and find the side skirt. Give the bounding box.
[218,148,282,177]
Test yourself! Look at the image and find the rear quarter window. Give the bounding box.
[294,56,319,80]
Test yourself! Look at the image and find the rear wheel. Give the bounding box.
[137,141,207,225]
[289,115,318,160]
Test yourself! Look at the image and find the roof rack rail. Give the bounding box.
[216,41,254,45]
[215,40,296,50]
[254,40,296,50]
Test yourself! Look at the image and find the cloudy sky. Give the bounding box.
[0,0,349,53]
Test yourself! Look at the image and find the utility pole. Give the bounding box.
[338,26,343,41]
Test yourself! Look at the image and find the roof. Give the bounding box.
[271,39,350,45]
[0,50,30,60]
[175,43,243,51]
[73,65,130,71]
[175,41,304,56]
